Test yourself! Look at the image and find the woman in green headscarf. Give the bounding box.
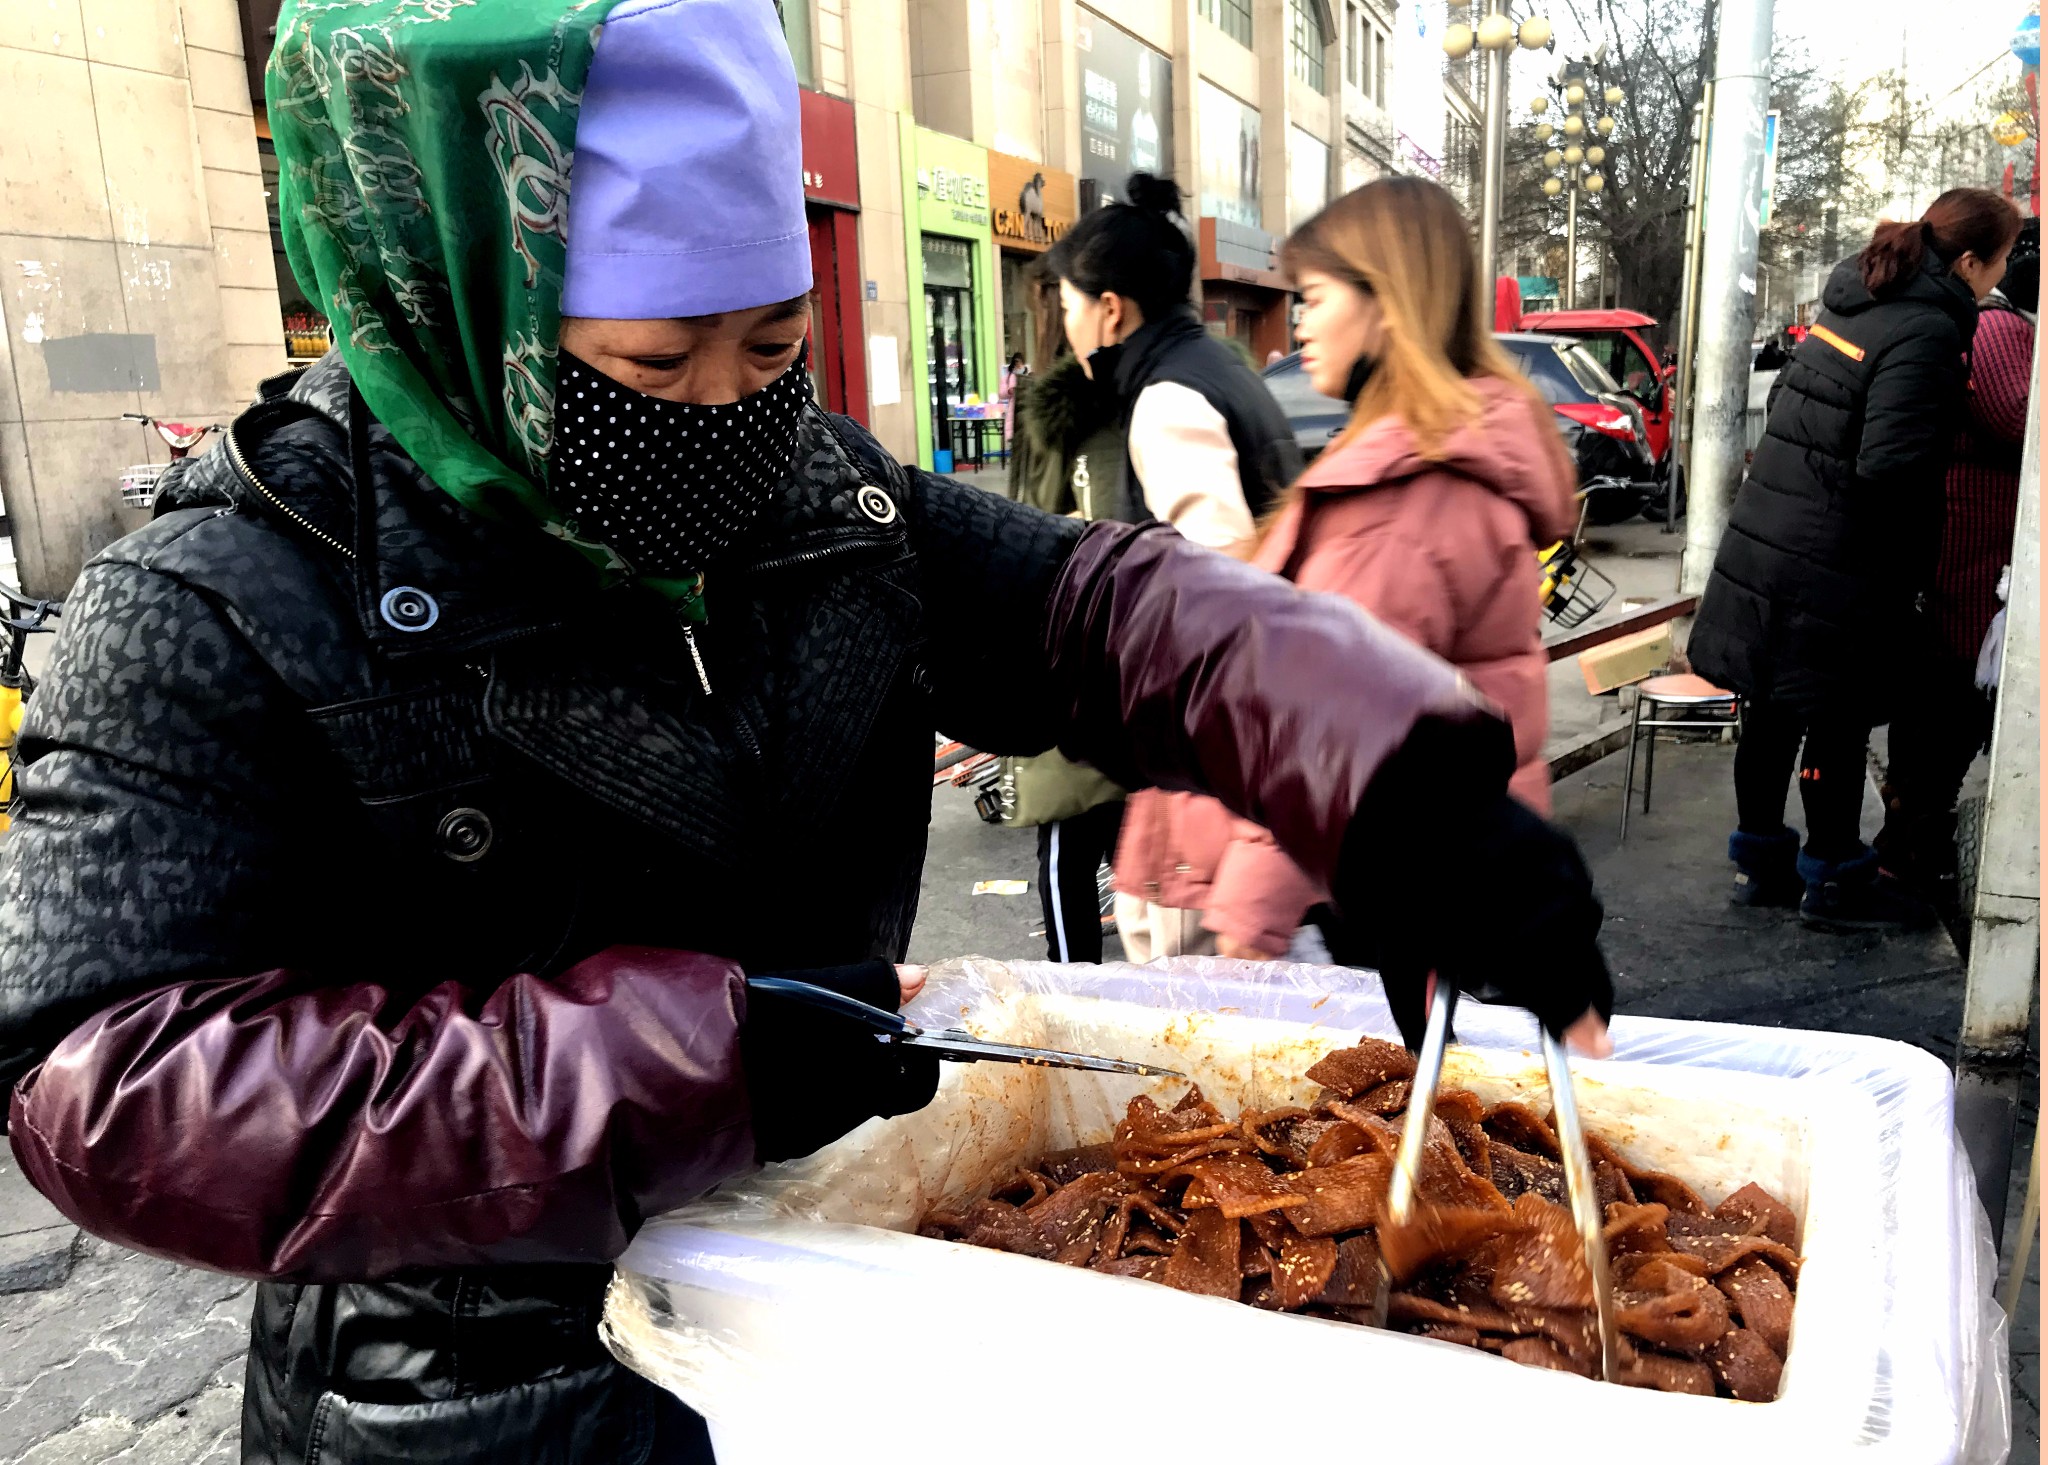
[0,0,1613,1459]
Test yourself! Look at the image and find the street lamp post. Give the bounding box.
[1532,52,1620,312]
[1478,0,1510,291]
[1445,5,1552,291]
[1565,181,1578,307]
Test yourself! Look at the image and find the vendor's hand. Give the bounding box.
[896,964,927,1007]
[1565,1010,1613,1059]
[741,962,942,1163]
[1323,723,1616,1046]
[1216,936,1283,962]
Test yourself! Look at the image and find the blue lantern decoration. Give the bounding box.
[2013,11,2040,68]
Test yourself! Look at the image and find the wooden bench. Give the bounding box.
[1543,594,1698,663]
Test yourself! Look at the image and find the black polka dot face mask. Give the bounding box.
[546,348,811,580]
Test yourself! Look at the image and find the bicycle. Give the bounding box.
[1538,486,1619,629]
[0,582,61,835]
[117,413,223,512]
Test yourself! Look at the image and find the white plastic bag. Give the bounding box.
[604,958,2010,1465]
[1977,565,2011,692]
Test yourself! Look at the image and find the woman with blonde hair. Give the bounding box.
[1116,176,1581,983]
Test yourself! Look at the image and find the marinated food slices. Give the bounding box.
[919,1039,1803,1399]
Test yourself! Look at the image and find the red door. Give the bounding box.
[804,206,870,425]
[1620,328,1672,466]
[807,211,845,415]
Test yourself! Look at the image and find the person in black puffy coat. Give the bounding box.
[1689,187,2021,931]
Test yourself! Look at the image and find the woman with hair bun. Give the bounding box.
[1043,172,1303,961]
[1691,186,2020,931]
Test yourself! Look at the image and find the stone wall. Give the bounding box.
[0,0,281,597]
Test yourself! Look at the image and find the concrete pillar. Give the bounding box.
[0,0,281,597]
[814,0,852,96]
[1678,0,1774,599]
[847,0,921,462]
[1954,325,2042,1240]
[1042,0,1084,177]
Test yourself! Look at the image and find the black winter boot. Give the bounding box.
[1874,799,1960,905]
[1727,827,1803,908]
[1797,847,1937,933]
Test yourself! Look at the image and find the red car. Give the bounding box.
[1515,309,1672,468]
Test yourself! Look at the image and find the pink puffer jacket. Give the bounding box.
[1114,374,1579,954]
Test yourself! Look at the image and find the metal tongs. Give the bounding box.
[1374,983,1620,1382]
[748,977,1185,1078]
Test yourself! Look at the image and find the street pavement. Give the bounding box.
[0,510,2036,1463]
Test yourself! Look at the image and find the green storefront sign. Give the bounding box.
[902,121,1000,472]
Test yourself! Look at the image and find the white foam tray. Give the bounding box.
[608,960,2002,1465]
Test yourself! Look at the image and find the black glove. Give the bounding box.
[740,962,942,1163]
[1320,720,1614,1049]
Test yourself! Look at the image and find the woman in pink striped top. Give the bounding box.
[1878,217,2038,899]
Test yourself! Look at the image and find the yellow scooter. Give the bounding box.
[1537,484,1618,629]
[0,583,61,836]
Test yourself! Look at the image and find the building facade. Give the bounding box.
[0,0,282,595]
[1338,0,1398,190]
[899,0,1343,465]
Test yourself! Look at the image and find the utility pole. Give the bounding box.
[1667,97,1709,535]
[1679,0,1774,597]
[1476,0,1510,292]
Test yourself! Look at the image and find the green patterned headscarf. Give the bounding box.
[267,0,632,581]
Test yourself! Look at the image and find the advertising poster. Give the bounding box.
[1077,10,1175,204]
[1289,128,1331,230]
[1198,81,1262,228]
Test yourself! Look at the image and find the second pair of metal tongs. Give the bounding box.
[1372,983,1620,1382]
[748,977,1185,1078]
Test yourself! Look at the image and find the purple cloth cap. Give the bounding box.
[562,0,813,320]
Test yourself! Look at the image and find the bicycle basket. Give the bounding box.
[119,462,168,510]
[1538,539,1617,629]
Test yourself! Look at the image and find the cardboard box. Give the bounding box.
[1579,623,1673,695]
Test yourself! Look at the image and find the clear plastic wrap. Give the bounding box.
[604,958,2011,1465]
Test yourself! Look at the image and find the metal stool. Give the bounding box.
[1619,673,1741,843]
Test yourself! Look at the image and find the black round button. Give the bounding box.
[436,807,493,862]
[856,486,899,525]
[380,586,440,633]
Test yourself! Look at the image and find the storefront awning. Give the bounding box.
[1199,217,1288,292]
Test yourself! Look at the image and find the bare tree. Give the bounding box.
[1757,65,2030,322]
[1535,0,1718,322]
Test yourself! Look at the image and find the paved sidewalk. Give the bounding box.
[1554,737,2037,1459]
[0,1171,246,1464]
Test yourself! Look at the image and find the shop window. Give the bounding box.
[776,0,816,91]
[1349,9,1388,106]
[1289,0,1327,94]
[260,138,329,363]
[1198,0,1253,48]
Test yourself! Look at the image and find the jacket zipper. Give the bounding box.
[224,422,356,561]
[726,693,764,767]
[738,536,897,579]
[672,619,766,766]
[690,535,896,758]
[681,624,711,695]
